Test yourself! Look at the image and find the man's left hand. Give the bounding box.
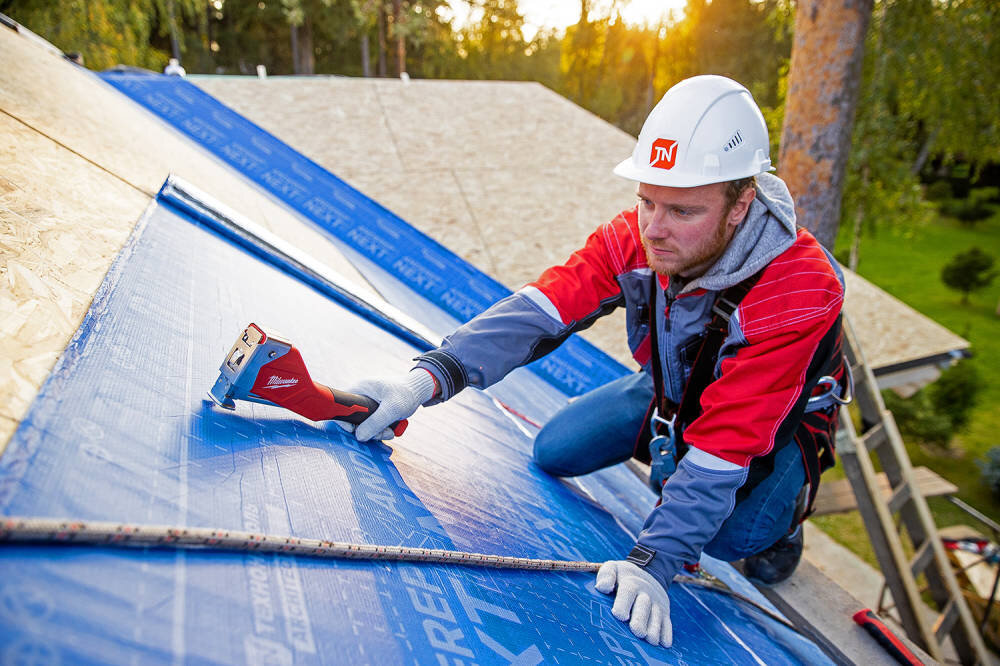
[595,560,673,647]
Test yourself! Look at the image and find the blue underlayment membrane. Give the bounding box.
[97,71,626,403]
[0,176,833,663]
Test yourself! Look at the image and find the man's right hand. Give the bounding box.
[342,369,437,441]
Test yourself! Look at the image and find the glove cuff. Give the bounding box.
[629,542,674,590]
[405,368,437,405]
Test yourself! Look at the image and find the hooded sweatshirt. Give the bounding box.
[414,173,845,587]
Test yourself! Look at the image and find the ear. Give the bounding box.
[727,186,756,226]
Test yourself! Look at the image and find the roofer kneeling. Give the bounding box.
[343,74,848,649]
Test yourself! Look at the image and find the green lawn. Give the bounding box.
[824,207,1000,561]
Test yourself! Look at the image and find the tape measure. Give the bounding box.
[0,515,807,635]
[0,516,601,572]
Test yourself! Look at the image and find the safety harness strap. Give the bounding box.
[672,271,764,457]
[643,270,841,519]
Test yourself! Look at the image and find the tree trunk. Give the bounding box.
[778,0,874,250]
[168,0,182,61]
[647,19,665,111]
[300,17,315,74]
[361,34,371,77]
[911,126,940,176]
[377,5,387,77]
[392,0,405,76]
[848,163,869,271]
[290,24,300,74]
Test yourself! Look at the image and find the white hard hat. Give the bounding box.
[614,75,774,188]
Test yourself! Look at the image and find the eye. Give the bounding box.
[637,195,654,209]
[673,207,692,217]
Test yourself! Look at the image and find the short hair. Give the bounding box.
[724,176,756,211]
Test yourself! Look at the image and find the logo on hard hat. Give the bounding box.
[724,130,744,152]
[650,138,678,170]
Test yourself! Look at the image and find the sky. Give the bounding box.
[445,0,689,41]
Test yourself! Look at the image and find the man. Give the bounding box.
[344,75,846,648]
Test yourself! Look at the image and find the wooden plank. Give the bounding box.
[736,556,940,666]
[813,467,958,516]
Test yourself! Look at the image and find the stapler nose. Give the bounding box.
[207,376,236,410]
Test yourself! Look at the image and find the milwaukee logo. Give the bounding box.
[649,138,678,170]
[265,375,299,388]
[724,130,744,152]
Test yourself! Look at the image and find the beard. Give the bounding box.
[642,215,733,278]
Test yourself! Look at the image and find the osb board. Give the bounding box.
[0,29,367,289]
[195,75,969,373]
[0,114,149,448]
[842,270,969,368]
[0,28,373,453]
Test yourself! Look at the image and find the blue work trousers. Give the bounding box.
[532,371,805,560]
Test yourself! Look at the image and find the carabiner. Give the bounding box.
[808,367,854,409]
[648,407,678,491]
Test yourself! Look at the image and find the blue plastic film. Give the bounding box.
[0,193,831,664]
[98,71,629,399]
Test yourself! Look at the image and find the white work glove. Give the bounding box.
[595,560,673,648]
[342,369,437,441]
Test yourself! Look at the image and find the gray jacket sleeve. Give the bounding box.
[413,287,575,403]
[634,451,748,589]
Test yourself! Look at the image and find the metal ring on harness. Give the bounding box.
[808,364,854,409]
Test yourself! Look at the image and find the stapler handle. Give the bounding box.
[248,344,407,437]
[325,387,408,438]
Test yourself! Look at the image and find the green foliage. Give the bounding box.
[978,447,1000,501]
[883,388,955,448]
[938,187,999,226]
[882,361,981,449]
[838,0,1000,262]
[450,0,535,81]
[928,360,981,428]
[941,247,997,304]
[882,361,980,448]
[924,179,953,202]
[4,0,171,70]
[553,0,792,138]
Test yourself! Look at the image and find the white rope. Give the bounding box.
[0,517,601,572]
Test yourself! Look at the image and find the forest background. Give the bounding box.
[4,0,1000,544]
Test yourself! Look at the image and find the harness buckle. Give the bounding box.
[711,297,739,321]
[648,407,678,492]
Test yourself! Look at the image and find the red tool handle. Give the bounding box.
[249,347,407,437]
[853,609,924,665]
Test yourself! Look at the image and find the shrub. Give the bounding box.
[927,360,980,429]
[941,247,997,304]
[883,389,954,448]
[925,180,953,201]
[978,447,1000,501]
[938,187,998,226]
[883,360,981,449]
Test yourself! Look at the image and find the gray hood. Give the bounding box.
[683,172,798,293]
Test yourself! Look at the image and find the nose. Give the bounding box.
[643,208,671,241]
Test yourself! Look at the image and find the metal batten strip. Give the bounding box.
[156,176,439,353]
